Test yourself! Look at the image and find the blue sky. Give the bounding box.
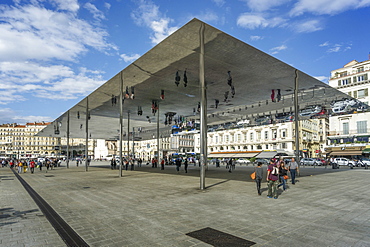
[1,0,370,124]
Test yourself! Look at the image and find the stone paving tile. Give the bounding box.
[2,162,370,246]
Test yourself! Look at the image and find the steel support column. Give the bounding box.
[119,72,124,177]
[157,102,160,165]
[199,22,207,190]
[294,69,300,167]
[66,110,70,169]
[85,97,89,172]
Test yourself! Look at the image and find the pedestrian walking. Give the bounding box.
[29,160,35,174]
[255,162,263,195]
[215,158,220,168]
[288,157,299,185]
[184,159,188,173]
[38,160,42,171]
[278,160,288,191]
[161,159,165,170]
[228,158,233,173]
[17,160,23,173]
[175,158,182,173]
[267,159,279,199]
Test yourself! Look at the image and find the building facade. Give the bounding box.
[194,119,326,158]
[327,59,370,155]
[0,122,60,159]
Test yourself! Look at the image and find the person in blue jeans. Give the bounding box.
[278,160,288,191]
[288,157,299,185]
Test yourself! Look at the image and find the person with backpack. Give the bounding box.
[267,158,279,199]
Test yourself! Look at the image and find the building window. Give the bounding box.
[343,122,349,135]
[357,89,368,98]
[357,121,367,134]
[264,131,268,139]
[250,132,254,141]
[257,131,261,140]
[282,143,287,149]
[357,67,364,73]
[281,130,286,138]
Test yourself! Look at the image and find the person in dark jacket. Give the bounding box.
[255,162,264,195]
[267,159,279,199]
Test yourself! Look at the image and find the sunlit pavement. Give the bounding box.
[1,161,370,246]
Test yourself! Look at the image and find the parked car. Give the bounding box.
[255,116,271,125]
[312,158,325,166]
[356,158,370,167]
[332,157,356,166]
[299,105,322,117]
[300,158,316,166]
[255,158,269,165]
[235,158,250,165]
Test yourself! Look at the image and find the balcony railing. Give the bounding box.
[328,128,370,137]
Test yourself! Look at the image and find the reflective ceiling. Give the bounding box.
[37,18,353,140]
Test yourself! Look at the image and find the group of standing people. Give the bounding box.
[1,158,62,174]
[254,157,299,199]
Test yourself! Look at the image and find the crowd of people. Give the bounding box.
[1,157,63,173]
[254,157,299,199]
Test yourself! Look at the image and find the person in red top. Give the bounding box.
[29,160,36,174]
[267,158,279,199]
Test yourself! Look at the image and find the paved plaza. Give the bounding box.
[1,161,370,247]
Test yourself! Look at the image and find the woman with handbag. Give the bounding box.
[278,160,288,191]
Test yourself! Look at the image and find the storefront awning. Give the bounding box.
[330,151,363,156]
[208,152,259,158]
[255,151,277,159]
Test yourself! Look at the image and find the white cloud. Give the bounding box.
[131,0,179,44]
[242,0,291,12]
[50,0,80,12]
[0,61,105,102]
[293,19,323,33]
[212,0,225,7]
[270,45,287,54]
[314,76,329,83]
[194,10,219,22]
[290,0,370,16]
[0,108,53,124]
[319,41,329,47]
[237,13,286,29]
[84,3,105,20]
[120,54,141,63]
[104,3,111,10]
[327,44,341,53]
[250,35,263,41]
[0,3,115,63]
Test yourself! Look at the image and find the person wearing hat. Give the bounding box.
[267,158,279,199]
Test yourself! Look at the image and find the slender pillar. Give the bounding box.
[199,22,207,190]
[127,111,130,165]
[85,98,89,172]
[156,102,160,165]
[119,72,124,177]
[294,69,300,167]
[66,110,70,168]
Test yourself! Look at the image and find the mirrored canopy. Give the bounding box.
[38,18,353,140]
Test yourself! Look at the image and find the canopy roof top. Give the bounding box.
[38,18,352,140]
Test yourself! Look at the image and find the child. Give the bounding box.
[255,162,264,195]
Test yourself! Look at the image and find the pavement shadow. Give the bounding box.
[0,208,40,227]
